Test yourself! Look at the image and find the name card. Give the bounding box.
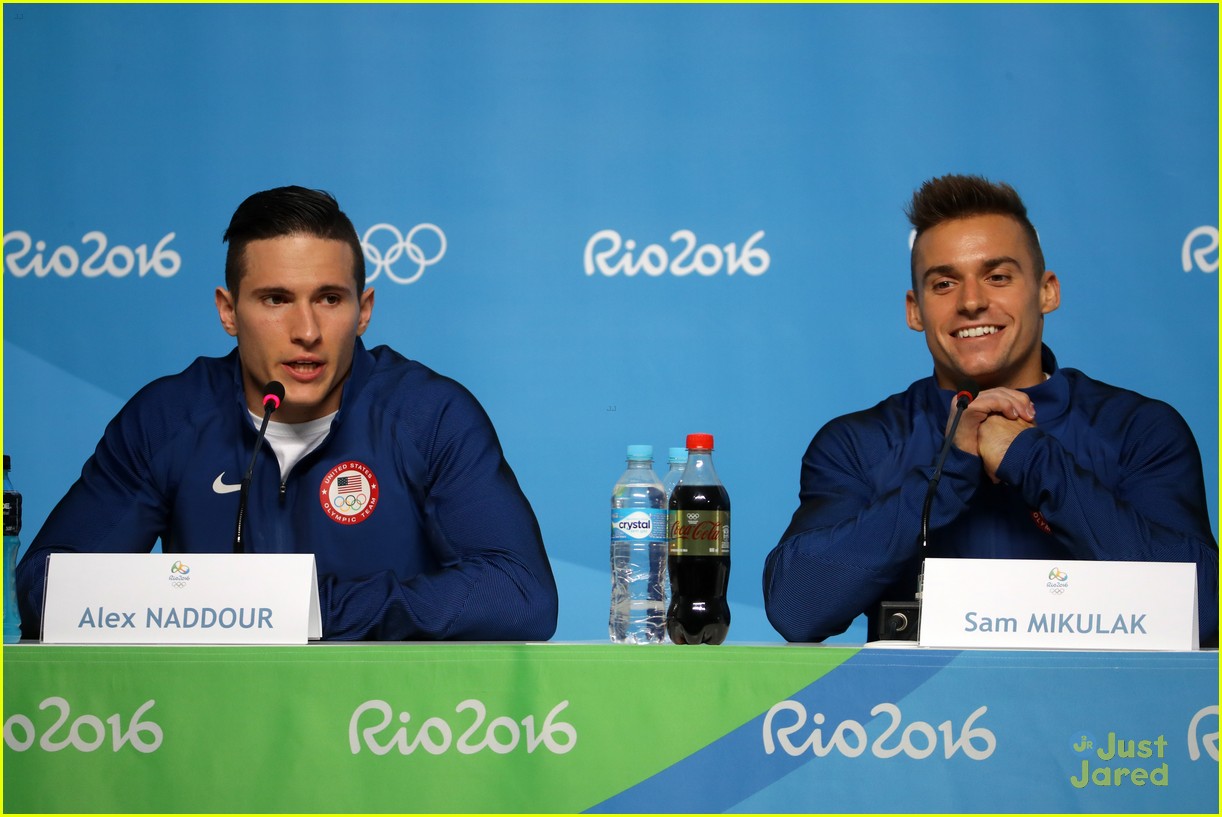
[918,558,1198,651]
[42,553,322,644]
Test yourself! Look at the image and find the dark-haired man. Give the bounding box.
[17,186,559,641]
[763,175,1218,646]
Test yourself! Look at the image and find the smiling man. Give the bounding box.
[763,175,1218,647]
[17,186,558,641]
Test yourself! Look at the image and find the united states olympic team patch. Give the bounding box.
[320,461,379,524]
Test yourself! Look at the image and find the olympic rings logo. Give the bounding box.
[361,223,447,285]
[334,493,368,511]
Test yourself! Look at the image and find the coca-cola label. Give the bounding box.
[668,510,730,556]
[3,491,21,537]
[611,509,666,542]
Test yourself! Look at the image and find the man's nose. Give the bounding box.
[290,303,321,344]
[958,278,987,314]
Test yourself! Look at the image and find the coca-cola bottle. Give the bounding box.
[666,433,730,644]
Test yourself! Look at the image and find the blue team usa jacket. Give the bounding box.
[17,340,559,641]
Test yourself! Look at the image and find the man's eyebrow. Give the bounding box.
[246,283,352,298]
[921,256,1023,281]
[247,285,292,297]
[981,255,1022,270]
[920,263,958,281]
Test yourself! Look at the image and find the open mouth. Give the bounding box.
[954,325,1001,339]
[285,361,323,376]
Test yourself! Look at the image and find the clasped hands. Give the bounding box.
[947,388,1036,483]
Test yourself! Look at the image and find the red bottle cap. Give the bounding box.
[685,433,714,450]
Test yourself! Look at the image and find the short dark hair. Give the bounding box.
[222,186,366,294]
[905,174,1045,287]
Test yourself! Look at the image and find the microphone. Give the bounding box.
[878,382,979,641]
[919,384,978,549]
[232,381,285,553]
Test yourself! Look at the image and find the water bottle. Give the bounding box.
[4,455,23,643]
[661,446,687,504]
[609,445,667,644]
[667,433,731,645]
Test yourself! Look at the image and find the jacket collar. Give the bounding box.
[229,337,373,428]
[923,344,1069,424]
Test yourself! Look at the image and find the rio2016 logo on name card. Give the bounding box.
[584,229,770,277]
[168,561,191,589]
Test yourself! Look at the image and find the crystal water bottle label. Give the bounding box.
[611,509,666,541]
[668,510,730,556]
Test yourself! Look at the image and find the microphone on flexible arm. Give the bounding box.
[919,384,979,549]
[879,381,978,640]
[232,381,285,554]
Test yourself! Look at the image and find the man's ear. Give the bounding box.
[356,287,375,336]
[905,290,924,332]
[215,287,238,337]
[1040,270,1061,315]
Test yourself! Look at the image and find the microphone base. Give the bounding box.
[876,601,920,641]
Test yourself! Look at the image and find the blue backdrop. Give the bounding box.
[3,4,1217,643]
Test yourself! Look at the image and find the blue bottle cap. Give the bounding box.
[668,447,687,463]
[626,444,653,460]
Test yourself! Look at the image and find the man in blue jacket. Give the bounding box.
[763,175,1218,647]
[17,186,559,641]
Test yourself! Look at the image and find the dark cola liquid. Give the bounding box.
[667,482,731,645]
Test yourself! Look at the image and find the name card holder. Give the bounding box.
[918,558,1198,651]
[42,553,322,644]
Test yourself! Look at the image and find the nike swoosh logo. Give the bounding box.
[212,473,242,494]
